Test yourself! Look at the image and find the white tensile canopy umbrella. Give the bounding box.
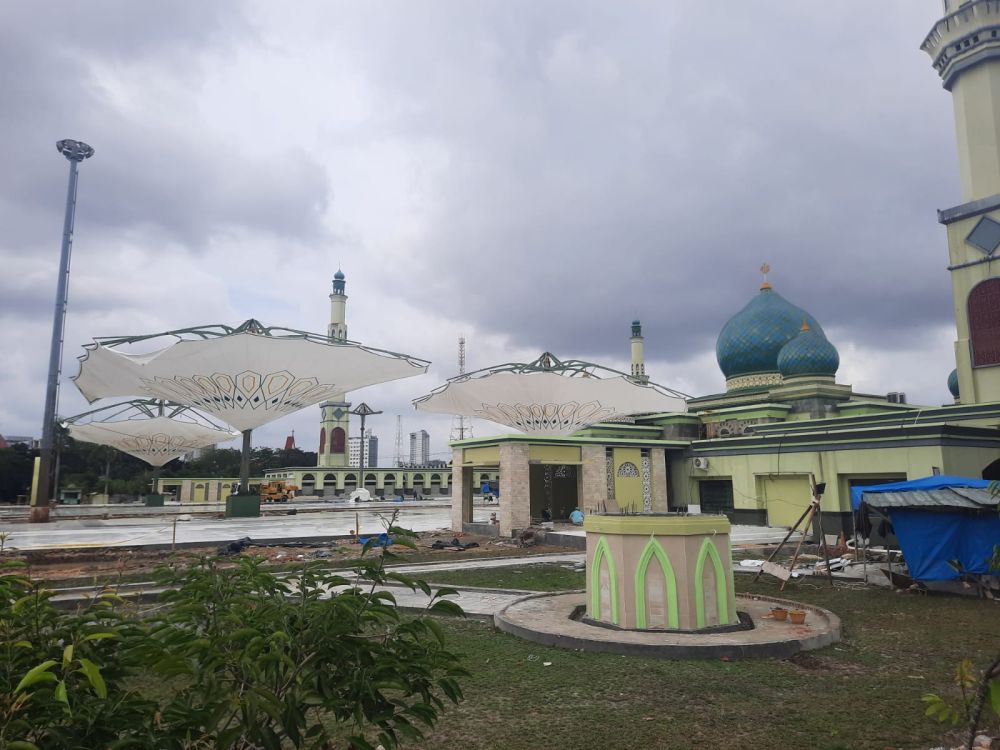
[74,319,429,432]
[73,319,430,491]
[63,400,239,468]
[413,352,688,436]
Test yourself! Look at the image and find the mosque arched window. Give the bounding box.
[331,427,346,453]
[617,462,640,478]
[969,278,1000,366]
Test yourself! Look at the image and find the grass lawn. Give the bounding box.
[409,566,999,750]
[420,562,585,591]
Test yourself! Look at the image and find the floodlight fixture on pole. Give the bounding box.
[350,402,382,482]
[34,139,94,522]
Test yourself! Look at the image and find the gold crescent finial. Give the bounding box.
[760,263,771,290]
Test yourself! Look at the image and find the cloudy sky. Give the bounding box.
[0,2,961,462]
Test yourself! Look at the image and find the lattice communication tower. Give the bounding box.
[449,336,473,441]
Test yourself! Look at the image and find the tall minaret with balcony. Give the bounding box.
[923,1,1000,404]
[318,270,350,468]
[630,320,649,384]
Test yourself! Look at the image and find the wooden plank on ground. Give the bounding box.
[762,561,792,582]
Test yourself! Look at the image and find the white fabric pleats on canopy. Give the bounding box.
[414,370,687,436]
[74,327,429,432]
[67,416,239,467]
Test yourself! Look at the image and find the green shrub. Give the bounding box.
[1,521,466,750]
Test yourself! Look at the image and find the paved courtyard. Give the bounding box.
[0,506,494,551]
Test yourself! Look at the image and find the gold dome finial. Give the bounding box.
[800,319,811,332]
[760,263,771,290]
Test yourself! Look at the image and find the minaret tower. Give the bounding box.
[318,270,351,469]
[923,2,1000,404]
[630,320,649,384]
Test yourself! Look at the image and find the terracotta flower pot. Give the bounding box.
[770,607,788,621]
[788,609,807,624]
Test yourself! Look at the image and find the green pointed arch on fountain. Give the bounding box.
[694,537,729,628]
[633,536,679,629]
[589,535,619,624]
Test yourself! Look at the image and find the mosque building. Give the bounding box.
[448,1,1000,538]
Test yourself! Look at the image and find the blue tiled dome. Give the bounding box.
[777,322,839,378]
[334,269,345,280]
[716,286,823,379]
[947,368,960,399]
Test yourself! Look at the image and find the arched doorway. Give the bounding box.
[383,473,396,498]
[300,474,315,495]
[344,473,357,495]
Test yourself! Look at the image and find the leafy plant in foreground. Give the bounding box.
[0,559,154,749]
[139,519,468,749]
[1,514,467,749]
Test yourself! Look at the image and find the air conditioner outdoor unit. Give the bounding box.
[692,457,709,470]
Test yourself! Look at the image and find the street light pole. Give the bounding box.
[351,402,381,498]
[33,139,94,523]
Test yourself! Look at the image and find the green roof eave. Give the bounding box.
[635,412,700,423]
[750,400,1000,435]
[690,422,1000,454]
[697,403,793,422]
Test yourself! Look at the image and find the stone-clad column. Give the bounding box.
[499,443,530,536]
[579,446,609,514]
[650,447,669,512]
[450,448,471,532]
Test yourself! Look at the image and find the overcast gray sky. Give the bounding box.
[0,2,961,461]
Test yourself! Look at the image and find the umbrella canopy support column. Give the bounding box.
[239,430,252,495]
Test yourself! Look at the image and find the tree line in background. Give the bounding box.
[0,428,317,502]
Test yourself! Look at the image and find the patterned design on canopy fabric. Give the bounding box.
[475,400,618,434]
[142,370,343,423]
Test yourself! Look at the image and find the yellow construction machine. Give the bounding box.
[259,481,298,503]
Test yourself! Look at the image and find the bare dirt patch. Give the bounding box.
[12,532,569,585]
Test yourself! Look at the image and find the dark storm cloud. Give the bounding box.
[323,2,957,364]
[0,1,329,251]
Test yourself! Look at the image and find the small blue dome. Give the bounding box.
[717,286,823,379]
[947,368,960,399]
[777,323,839,378]
[334,269,345,280]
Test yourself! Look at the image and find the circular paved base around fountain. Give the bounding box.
[494,591,840,660]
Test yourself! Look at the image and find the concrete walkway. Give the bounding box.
[0,507,493,551]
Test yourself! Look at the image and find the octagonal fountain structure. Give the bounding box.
[494,513,842,659]
[585,514,738,632]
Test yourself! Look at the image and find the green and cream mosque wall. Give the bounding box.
[161,468,499,502]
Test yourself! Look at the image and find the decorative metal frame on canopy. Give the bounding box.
[414,352,690,435]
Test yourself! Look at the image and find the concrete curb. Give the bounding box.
[493,591,842,660]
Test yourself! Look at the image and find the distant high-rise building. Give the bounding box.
[409,430,430,466]
[348,429,378,468]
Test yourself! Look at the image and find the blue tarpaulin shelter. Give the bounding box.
[852,475,999,581]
